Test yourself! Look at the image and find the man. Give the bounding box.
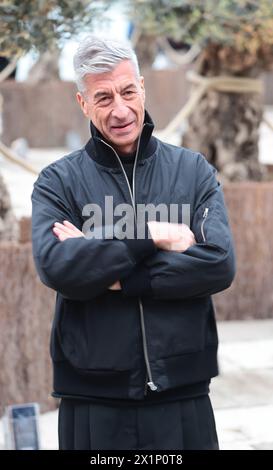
[31,37,236,450]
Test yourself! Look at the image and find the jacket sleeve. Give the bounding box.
[31,165,156,301]
[121,154,236,300]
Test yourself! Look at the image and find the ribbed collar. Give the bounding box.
[85,110,157,168]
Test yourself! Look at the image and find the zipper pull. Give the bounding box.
[147,381,158,391]
[201,207,209,242]
[203,207,209,219]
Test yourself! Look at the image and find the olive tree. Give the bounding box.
[0,0,109,240]
[127,0,273,181]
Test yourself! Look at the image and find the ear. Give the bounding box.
[139,76,145,102]
[76,92,89,118]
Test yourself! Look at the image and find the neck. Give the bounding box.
[110,140,138,156]
[86,109,156,168]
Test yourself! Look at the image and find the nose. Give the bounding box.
[111,94,129,121]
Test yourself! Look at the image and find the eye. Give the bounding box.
[98,96,111,105]
[123,90,135,98]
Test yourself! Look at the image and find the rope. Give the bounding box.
[0,140,39,175]
[187,70,263,93]
[158,70,267,139]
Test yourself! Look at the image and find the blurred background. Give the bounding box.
[0,0,273,450]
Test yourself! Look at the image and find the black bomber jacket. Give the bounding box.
[31,111,236,401]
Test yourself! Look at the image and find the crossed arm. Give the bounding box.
[52,220,197,291]
[33,154,235,301]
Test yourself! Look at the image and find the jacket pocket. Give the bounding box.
[54,293,139,373]
[145,297,212,360]
[193,200,231,253]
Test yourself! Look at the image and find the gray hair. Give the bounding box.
[73,36,140,93]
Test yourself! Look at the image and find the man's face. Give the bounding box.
[77,60,145,155]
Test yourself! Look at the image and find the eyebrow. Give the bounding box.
[93,83,138,101]
[121,83,138,92]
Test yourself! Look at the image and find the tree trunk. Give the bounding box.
[27,48,60,83]
[183,45,265,181]
[0,172,19,241]
[134,33,157,70]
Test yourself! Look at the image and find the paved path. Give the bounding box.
[211,319,273,450]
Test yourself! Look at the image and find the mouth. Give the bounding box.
[111,121,135,133]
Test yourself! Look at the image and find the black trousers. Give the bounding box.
[58,394,219,450]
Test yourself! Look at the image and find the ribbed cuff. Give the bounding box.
[121,264,153,297]
[122,237,156,263]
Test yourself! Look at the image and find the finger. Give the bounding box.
[63,220,84,235]
[53,226,69,241]
[53,226,64,239]
[53,225,84,243]
[178,224,191,236]
[54,221,74,232]
[54,222,77,236]
[52,226,61,236]
[58,233,69,242]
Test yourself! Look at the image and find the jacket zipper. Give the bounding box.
[100,129,157,394]
[201,207,209,242]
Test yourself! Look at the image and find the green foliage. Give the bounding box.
[128,0,273,55]
[0,0,109,57]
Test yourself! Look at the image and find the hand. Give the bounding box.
[147,221,196,252]
[52,220,85,242]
